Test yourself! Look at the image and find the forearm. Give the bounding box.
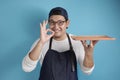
[29,40,44,61]
[83,53,94,68]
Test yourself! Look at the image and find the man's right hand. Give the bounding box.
[40,20,55,44]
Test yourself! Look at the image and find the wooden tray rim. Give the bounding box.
[71,35,116,40]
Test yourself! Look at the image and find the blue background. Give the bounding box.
[0,0,120,80]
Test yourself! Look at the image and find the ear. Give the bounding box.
[66,20,70,29]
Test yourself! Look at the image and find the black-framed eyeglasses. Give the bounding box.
[48,20,66,26]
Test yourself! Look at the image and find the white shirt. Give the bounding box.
[22,34,95,75]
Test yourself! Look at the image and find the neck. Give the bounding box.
[53,33,67,41]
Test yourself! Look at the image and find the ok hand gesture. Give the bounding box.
[40,20,55,44]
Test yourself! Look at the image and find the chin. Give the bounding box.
[53,32,62,38]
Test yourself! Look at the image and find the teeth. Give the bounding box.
[54,30,60,32]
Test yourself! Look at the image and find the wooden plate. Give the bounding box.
[71,35,116,40]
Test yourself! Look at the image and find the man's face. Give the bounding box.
[48,15,69,38]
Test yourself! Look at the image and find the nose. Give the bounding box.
[53,23,59,28]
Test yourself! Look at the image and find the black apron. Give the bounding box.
[39,34,78,80]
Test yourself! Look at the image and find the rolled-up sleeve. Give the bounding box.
[22,54,39,72]
[80,63,95,75]
[22,39,40,72]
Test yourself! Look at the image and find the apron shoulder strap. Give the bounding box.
[67,33,73,50]
[49,33,73,50]
[49,37,53,49]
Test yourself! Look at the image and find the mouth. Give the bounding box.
[53,29,61,33]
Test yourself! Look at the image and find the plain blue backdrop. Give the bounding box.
[0,0,120,80]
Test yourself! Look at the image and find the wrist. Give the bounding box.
[85,52,93,57]
[38,40,45,46]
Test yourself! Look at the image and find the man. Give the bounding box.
[22,7,98,80]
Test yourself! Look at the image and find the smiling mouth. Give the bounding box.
[53,29,61,33]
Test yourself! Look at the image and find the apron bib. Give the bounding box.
[39,34,78,80]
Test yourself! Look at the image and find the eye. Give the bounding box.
[58,21,64,25]
[49,21,54,25]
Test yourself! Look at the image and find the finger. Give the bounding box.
[40,23,42,27]
[43,20,48,29]
[40,22,45,31]
[40,21,46,31]
[90,40,94,47]
[40,23,43,29]
[81,40,84,45]
[45,20,48,28]
[72,37,76,40]
[93,40,99,46]
[45,20,48,25]
[44,20,48,25]
[43,20,45,27]
[81,40,88,47]
[84,40,88,47]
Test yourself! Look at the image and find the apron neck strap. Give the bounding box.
[49,37,52,49]
[49,33,73,50]
[67,33,73,50]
